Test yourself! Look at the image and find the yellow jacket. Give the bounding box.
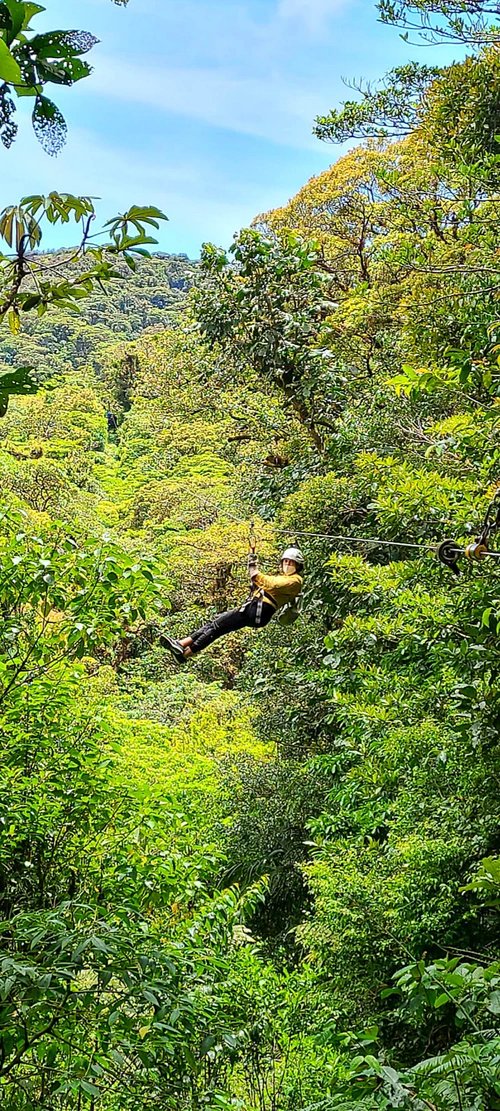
[251,569,303,610]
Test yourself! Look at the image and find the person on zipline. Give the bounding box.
[106,409,118,433]
[161,546,304,662]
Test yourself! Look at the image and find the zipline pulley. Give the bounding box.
[463,487,500,563]
[436,539,462,576]
[465,541,488,562]
[436,487,500,572]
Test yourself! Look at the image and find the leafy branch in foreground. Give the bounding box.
[377,0,500,45]
[315,49,500,178]
[314,62,441,143]
[0,0,129,152]
[0,192,167,407]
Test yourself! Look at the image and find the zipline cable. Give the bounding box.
[174,486,435,550]
[169,482,500,567]
[264,527,500,559]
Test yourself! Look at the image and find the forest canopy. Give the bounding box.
[3,0,500,1109]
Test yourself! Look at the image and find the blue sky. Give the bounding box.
[0,0,460,258]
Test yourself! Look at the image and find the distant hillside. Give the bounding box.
[0,252,198,378]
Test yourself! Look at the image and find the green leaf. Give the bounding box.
[183,1046,198,1071]
[80,1080,100,1098]
[487,990,500,1014]
[3,1,26,40]
[0,38,22,84]
[0,366,38,398]
[21,5,46,32]
[200,1035,217,1056]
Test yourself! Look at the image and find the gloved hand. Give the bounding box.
[247,552,258,570]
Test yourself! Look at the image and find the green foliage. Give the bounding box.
[421,48,500,168]
[317,49,500,172]
[0,253,196,383]
[377,0,500,45]
[193,229,336,452]
[0,0,128,151]
[0,196,169,413]
[314,62,441,143]
[8,0,500,1104]
[0,193,168,326]
[217,754,328,946]
[0,502,166,680]
[7,250,500,1108]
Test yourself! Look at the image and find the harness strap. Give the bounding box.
[252,587,277,610]
[239,588,277,622]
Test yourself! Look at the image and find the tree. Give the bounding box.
[421,48,500,167]
[0,503,272,1109]
[315,51,500,174]
[314,62,441,144]
[193,230,337,452]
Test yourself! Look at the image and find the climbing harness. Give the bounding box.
[254,590,265,627]
[240,524,268,627]
[239,587,273,628]
[243,525,303,626]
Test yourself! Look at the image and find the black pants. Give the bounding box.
[189,597,275,654]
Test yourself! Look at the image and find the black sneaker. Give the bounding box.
[159,634,188,663]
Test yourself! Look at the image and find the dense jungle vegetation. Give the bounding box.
[0,253,197,378]
[6,0,500,1108]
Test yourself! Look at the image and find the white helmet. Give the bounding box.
[281,546,304,568]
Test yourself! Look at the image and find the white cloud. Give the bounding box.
[87,58,322,151]
[277,0,348,33]
[0,124,297,256]
[39,1,348,151]
[0,0,348,256]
